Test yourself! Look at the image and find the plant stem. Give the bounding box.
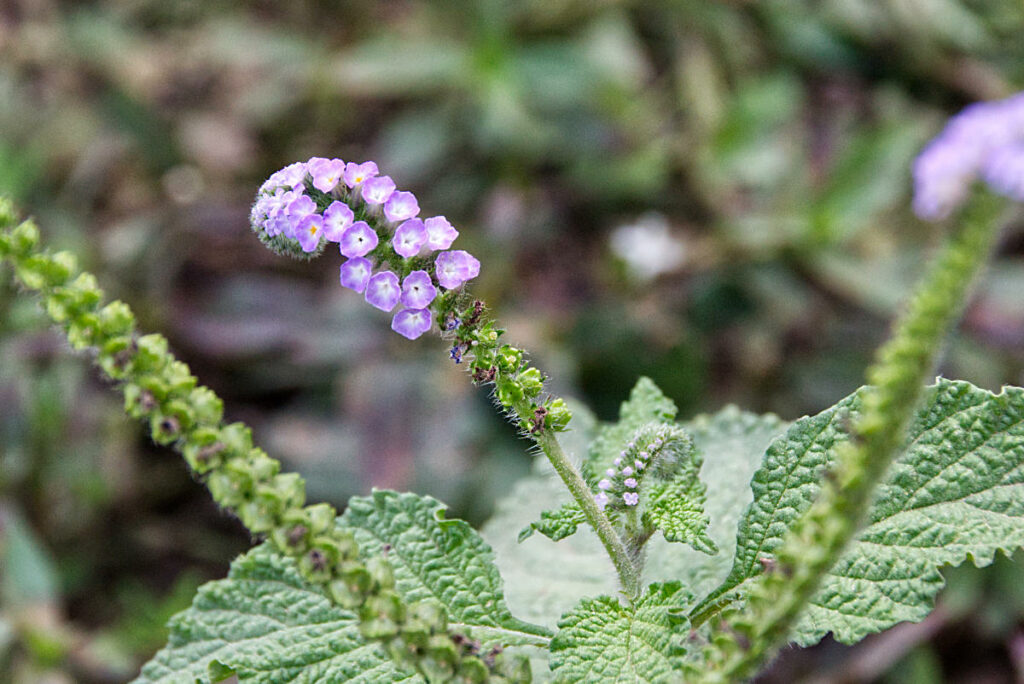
[529,416,642,599]
[693,192,1007,682]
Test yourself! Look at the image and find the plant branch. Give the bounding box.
[692,191,1007,682]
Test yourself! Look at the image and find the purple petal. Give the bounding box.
[339,257,372,293]
[424,216,458,250]
[392,218,428,258]
[362,175,396,205]
[391,308,433,340]
[364,271,401,311]
[383,191,420,223]
[401,270,437,309]
[339,220,379,258]
[435,250,481,289]
[344,161,379,188]
[308,157,345,193]
[297,214,324,252]
[322,201,355,241]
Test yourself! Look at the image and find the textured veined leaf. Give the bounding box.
[137,490,548,683]
[134,543,417,684]
[549,582,691,683]
[518,501,586,542]
[341,490,550,644]
[646,407,787,597]
[692,379,1024,645]
[483,406,787,632]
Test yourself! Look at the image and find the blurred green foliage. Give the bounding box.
[1,0,1023,680]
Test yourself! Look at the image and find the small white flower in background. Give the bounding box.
[609,213,686,281]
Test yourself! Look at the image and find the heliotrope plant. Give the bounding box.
[2,92,1024,683]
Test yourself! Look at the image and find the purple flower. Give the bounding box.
[308,157,345,193]
[323,201,355,242]
[605,468,616,477]
[624,478,637,489]
[339,220,379,258]
[296,214,324,252]
[983,142,1024,200]
[362,175,396,205]
[623,492,639,506]
[913,92,1024,220]
[286,193,317,224]
[401,270,437,309]
[364,271,401,311]
[261,162,307,192]
[598,479,612,491]
[622,466,634,477]
[384,191,420,223]
[339,257,372,293]
[424,216,458,250]
[393,219,428,258]
[344,161,378,188]
[435,250,480,289]
[391,308,433,340]
[594,492,609,510]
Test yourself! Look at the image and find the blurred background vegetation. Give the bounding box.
[1,1,1023,681]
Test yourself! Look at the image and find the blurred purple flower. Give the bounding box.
[362,175,396,205]
[391,308,433,340]
[339,257,372,293]
[296,214,324,252]
[401,270,437,309]
[384,191,420,223]
[393,219,428,258]
[365,271,402,311]
[308,157,345,193]
[424,216,458,250]
[323,201,355,241]
[435,250,480,289]
[344,161,378,188]
[339,220,379,258]
[913,92,1024,220]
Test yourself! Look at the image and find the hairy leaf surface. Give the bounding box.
[484,406,786,632]
[549,582,690,683]
[134,544,416,684]
[341,490,550,643]
[137,491,547,683]
[518,501,586,542]
[693,379,1024,644]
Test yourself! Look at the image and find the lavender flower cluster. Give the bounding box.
[594,435,669,510]
[250,158,479,340]
[913,91,1024,220]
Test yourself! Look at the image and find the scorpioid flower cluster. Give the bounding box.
[913,91,1024,220]
[250,158,479,339]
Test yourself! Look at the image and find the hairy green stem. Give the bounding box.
[528,413,642,599]
[0,200,531,683]
[694,192,1006,682]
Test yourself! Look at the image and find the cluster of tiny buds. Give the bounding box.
[594,436,666,510]
[913,91,1024,220]
[250,158,480,340]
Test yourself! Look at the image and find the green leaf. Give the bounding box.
[647,480,717,554]
[341,490,551,645]
[518,502,586,542]
[549,582,690,683]
[693,379,1024,645]
[584,377,678,480]
[483,406,787,631]
[646,407,788,599]
[133,544,416,684]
